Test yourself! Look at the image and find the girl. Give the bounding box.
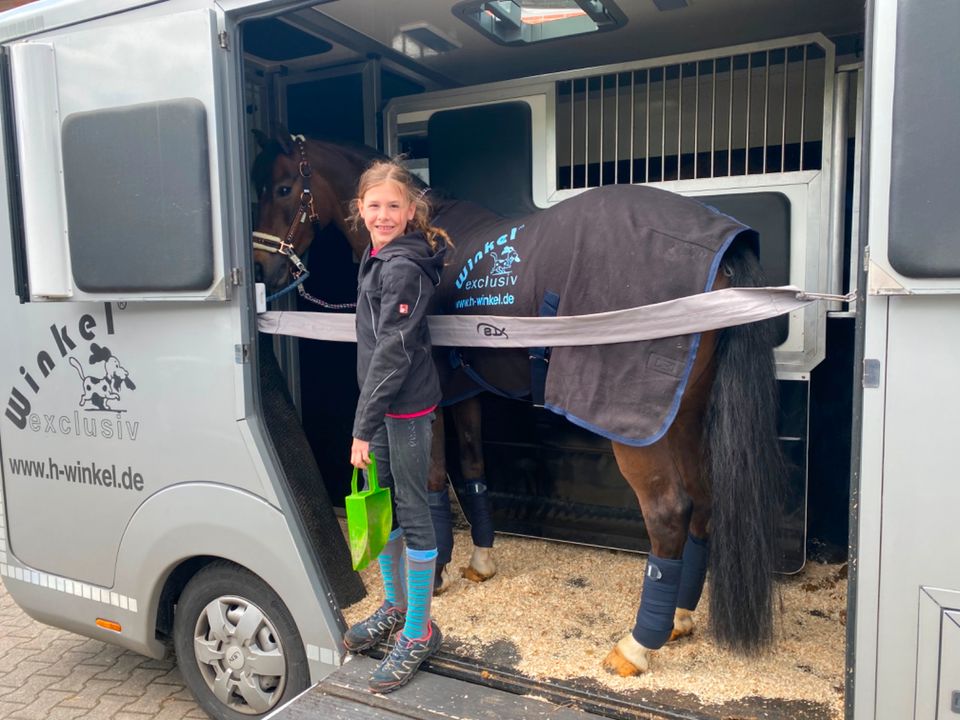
[342,159,451,693]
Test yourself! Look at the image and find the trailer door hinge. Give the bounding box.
[230,267,242,286]
[862,244,870,272]
[862,358,881,388]
[235,343,249,364]
[219,31,229,50]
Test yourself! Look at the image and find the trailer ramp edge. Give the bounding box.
[267,654,654,720]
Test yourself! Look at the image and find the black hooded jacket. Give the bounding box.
[353,231,445,441]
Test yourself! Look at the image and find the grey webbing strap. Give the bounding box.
[256,286,852,348]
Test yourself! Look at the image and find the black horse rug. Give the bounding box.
[430,184,757,446]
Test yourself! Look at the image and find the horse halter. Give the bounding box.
[252,135,356,308]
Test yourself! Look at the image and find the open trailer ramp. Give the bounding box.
[270,655,616,720]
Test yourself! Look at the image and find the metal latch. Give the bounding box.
[862,359,881,388]
[219,31,229,49]
[235,344,249,364]
[230,267,242,286]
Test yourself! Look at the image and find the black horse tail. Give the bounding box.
[705,238,784,653]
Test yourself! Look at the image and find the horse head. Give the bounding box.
[251,131,370,294]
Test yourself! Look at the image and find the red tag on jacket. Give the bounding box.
[398,303,410,315]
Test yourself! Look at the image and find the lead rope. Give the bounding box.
[297,283,357,310]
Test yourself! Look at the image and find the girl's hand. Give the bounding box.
[350,438,371,469]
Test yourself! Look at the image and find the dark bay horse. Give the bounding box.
[251,133,785,675]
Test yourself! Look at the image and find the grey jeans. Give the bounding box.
[368,413,436,552]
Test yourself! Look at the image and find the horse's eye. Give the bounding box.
[277,185,293,198]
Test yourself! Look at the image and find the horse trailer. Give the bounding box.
[0,0,956,718]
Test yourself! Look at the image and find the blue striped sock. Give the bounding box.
[403,548,438,641]
[378,528,406,610]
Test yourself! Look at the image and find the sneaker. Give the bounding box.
[368,621,443,693]
[343,603,405,653]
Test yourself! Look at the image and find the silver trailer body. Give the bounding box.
[0,0,347,702]
[852,1,960,717]
[0,0,956,718]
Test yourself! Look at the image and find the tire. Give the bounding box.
[173,561,310,720]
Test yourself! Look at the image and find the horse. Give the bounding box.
[251,132,785,675]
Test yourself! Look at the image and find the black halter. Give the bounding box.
[252,135,356,308]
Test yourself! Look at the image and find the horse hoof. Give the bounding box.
[459,565,495,583]
[669,607,695,642]
[602,646,646,677]
[602,635,650,676]
[469,547,497,577]
[433,565,453,596]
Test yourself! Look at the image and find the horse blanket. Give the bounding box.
[430,184,757,446]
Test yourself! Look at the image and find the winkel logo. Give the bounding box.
[5,304,141,441]
[68,343,136,412]
[455,225,524,290]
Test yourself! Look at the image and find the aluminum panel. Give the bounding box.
[6,7,230,302]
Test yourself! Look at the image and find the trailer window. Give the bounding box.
[555,43,827,189]
[887,0,960,278]
[60,99,214,293]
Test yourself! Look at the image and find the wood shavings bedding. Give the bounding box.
[343,526,846,719]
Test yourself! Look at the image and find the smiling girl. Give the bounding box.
[342,159,452,693]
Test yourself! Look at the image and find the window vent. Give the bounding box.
[556,42,828,189]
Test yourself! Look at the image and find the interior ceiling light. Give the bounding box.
[454,0,627,46]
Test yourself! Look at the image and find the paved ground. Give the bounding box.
[0,580,206,720]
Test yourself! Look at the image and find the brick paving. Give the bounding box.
[0,580,206,720]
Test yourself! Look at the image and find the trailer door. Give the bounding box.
[854,0,960,718]
[0,5,257,589]
[3,6,236,303]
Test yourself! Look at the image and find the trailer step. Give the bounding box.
[269,655,618,719]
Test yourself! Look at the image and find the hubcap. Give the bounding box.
[192,595,287,715]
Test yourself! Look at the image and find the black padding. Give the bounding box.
[700,192,791,345]
[61,99,215,293]
[243,17,332,62]
[259,334,366,608]
[427,102,538,218]
[888,0,960,277]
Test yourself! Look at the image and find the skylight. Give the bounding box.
[453,0,626,46]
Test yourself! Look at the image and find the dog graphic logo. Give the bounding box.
[68,343,136,411]
[490,245,521,276]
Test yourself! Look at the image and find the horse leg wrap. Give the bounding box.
[676,534,709,611]
[428,490,454,570]
[456,478,495,548]
[632,555,683,650]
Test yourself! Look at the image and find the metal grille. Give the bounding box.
[556,43,827,189]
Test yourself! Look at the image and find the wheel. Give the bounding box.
[173,562,310,720]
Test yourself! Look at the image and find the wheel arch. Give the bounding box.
[113,482,345,673]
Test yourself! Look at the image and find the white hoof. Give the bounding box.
[602,633,650,676]
[433,564,453,596]
[470,547,497,577]
[461,547,497,583]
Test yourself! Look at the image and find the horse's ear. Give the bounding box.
[252,129,269,149]
[273,126,294,156]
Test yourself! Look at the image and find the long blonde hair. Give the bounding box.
[348,159,453,253]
